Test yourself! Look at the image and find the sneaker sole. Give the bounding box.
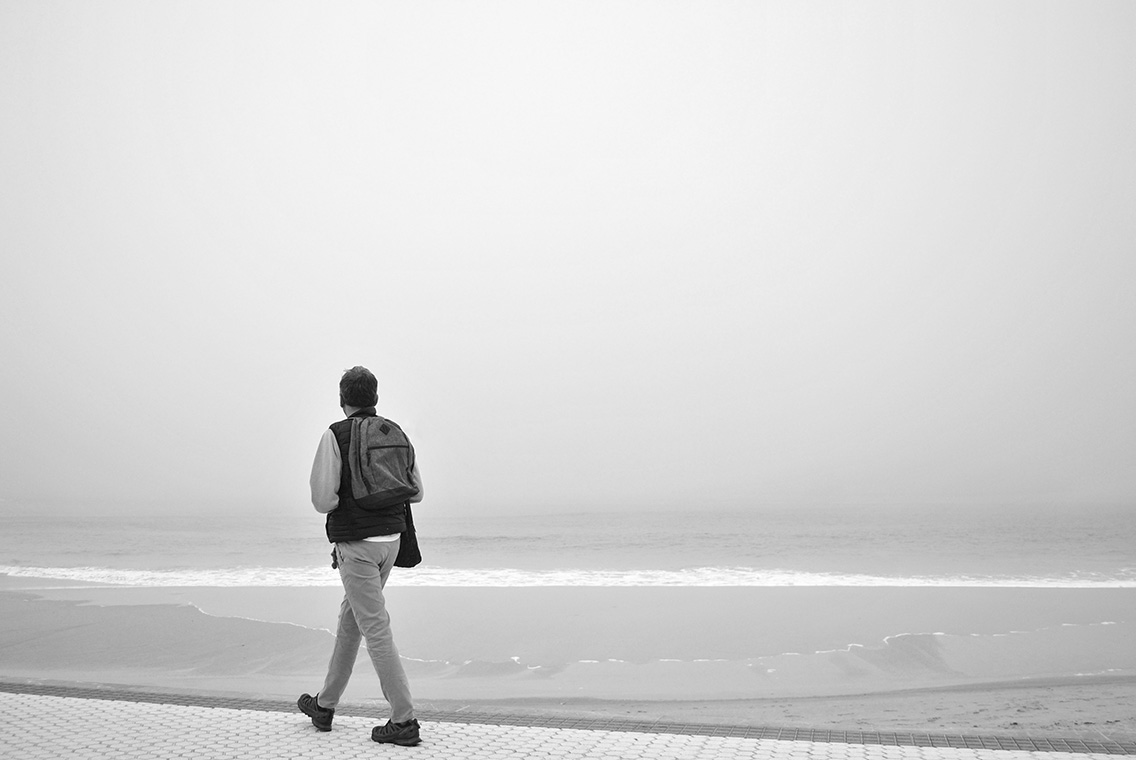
[301,717,332,731]
[373,733,421,746]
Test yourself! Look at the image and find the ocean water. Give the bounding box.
[4,503,1135,695]
[2,503,1133,588]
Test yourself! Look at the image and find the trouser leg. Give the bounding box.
[328,539,415,722]
[318,592,362,709]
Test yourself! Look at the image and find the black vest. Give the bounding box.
[324,408,410,543]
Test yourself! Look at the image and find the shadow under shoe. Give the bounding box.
[372,718,421,746]
[297,693,334,732]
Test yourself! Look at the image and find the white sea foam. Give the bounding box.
[3,564,1135,588]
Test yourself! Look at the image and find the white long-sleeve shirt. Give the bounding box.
[309,427,423,540]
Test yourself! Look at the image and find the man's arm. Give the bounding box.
[409,462,424,504]
[310,428,341,513]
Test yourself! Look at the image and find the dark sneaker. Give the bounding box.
[372,718,421,746]
[297,693,334,732]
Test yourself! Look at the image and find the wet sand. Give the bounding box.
[2,575,1134,739]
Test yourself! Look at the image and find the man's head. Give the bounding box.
[339,365,379,409]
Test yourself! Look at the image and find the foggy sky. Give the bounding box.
[2,1,1134,517]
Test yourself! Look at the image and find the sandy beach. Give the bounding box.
[2,574,1134,740]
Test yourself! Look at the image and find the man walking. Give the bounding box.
[298,366,423,746]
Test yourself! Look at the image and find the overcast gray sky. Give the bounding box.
[2,1,1134,517]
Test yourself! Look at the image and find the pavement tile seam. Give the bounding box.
[1,680,1133,757]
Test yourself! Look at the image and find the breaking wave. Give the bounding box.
[3,564,1135,588]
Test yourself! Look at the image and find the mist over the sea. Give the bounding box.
[2,1,1135,524]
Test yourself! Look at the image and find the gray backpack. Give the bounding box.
[347,416,420,510]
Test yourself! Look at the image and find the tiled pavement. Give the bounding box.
[1,681,1133,759]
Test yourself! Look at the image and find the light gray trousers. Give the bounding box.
[318,539,415,722]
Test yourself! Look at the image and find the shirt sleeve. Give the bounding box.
[409,461,424,504]
[310,428,341,514]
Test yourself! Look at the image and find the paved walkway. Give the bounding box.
[2,681,1133,759]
